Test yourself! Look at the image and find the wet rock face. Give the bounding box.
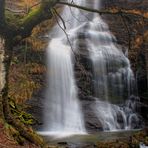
[74,54,93,98]
[26,88,45,130]
[75,0,148,129]
[81,97,103,132]
[73,31,94,98]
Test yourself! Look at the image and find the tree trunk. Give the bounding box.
[146,51,148,88]
[0,37,5,118]
[0,38,44,146]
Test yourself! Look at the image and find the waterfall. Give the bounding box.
[39,0,87,135]
[39,0,142,135]
[86,1,141,130]
[43,39,86,134]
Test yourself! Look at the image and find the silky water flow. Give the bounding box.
[39,0,142,135]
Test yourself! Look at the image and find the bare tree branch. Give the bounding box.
[15,0,57,40]
[58,1,148,19]
[52,8,76,56]
[53,8,66,29]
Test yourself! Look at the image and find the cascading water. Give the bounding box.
[39,0,87,135]
[39,0,142,135]
[85,1,141,130]
[43,39,86,134]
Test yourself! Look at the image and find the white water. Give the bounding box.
[86,1,140,130]
[41,0,87,135]
[43,39,85,133]
[40,0,142,134]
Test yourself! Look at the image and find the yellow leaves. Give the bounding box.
[144,12,148,18]
[144,31,148,44]
[108,7,119,13]
[23,0,40,7]
[6,0,40,9]
[32,17,56,36]
[8,64,41,104]
[28,63,46,74]
[25,19,56,51]
[124,9,148,19]
[107,7,148,19]
[26,37,47,51]
[131,31,148,51]
[134,35,143,49]
[7,0,56,105]
[9,79,38,104]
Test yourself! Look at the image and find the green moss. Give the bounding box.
[4,123,25,145]
[5,10,22,26]
[9,99,39,125]
[21,7,42,26]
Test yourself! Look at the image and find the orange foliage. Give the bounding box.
[9,64,41,104]
[144,31,148,44]
[27,63,46,74]
[134,36,143,49]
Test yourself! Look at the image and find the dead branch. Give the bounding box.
[58,1,148,19]
[53,8,66,29]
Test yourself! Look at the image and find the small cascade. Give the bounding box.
[40,0,87,135]
[87,9,140,130]
[93,96,141,131]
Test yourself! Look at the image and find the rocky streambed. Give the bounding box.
[41,129,148,148]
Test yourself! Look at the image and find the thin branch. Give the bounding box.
[58,1,115,14]
[16,2,53,40]
[69,4,90,22]
[29,1,41,9]
[53,8,66,29]
[69,0,91,22]
[51,8,75,56]
[52,6,90,81]
[58,1,148,19]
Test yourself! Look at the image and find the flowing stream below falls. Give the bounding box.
[38,0,144,136]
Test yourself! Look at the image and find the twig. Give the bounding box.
[68,0,90,22]
[51,8,76,57]
[69,5,90,22]
[53,8,66,29]
[51,8,89,79]
[29,1,41,9]
[58,1,148,19]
